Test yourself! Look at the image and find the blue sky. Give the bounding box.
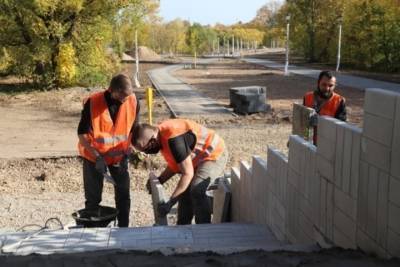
[159,0,275,25]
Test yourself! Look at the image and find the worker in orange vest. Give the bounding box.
[77,74,140,227]
[303,71,347,145]
[132,119,228,224]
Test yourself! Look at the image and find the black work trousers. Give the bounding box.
[177,149,228,225]
[82,157,130,227]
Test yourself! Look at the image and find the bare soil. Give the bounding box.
[252,52,400,84]
[0,59,362,230]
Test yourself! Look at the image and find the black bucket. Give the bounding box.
[72,206,118,228]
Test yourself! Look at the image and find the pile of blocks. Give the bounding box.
[229,89,400,258]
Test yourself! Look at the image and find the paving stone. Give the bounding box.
[316,155,334,182]
[388,202,400,234]
[318,116,339,142]
[387,228,400,257]
[334,208,356,246]
[350,127,362,199]
[319,178,328,234]
[212,178,231,223]
[150,173,168,226]
[341,127,353,193]
[334,188,357,220]
[364,112,394,147]
[361,137,391,172]
[317,135,336,162]
[240,161,252,222]
[377,171,389,248]
[334,227,356,249]
[366,165,379,240]
[356,229,388,258]
[364,88,398,120]
[358,161,369,233]
[389,176,400,207]
[230,167,241,222]
[326,182,334,240]
[391,95,400,179]
[334,124,345,189]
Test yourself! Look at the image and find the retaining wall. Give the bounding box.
[230,88,400,258]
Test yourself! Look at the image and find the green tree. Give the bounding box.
[0,0,148,88]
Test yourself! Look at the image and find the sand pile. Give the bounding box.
[128,46,161,61]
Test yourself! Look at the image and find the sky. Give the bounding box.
[159,0,276,26]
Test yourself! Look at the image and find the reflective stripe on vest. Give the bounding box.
[159,119,224,173]
[77,91,137,165]
[304,92,343,117]
[95,135,128,144]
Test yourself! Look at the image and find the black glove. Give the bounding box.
[157,201,173,217]
[95,156,107,174]
[145,179,152,194]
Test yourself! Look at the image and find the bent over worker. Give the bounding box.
[303,70,347,144]
[133,119,228,224]
[77,74,140,227]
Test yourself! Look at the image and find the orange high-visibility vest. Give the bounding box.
[78,90,137,165]
[158,119,225,173]
[304,91,344,117]
[304,91,344,145]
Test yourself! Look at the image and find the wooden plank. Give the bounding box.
[149,172,168,226]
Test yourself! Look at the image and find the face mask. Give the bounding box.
[143,137,161,154]
[144,145,161,154]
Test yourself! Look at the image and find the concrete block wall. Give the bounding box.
[229,88,400,258]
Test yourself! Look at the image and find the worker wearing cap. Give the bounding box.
[303,70,347,145]
[133,119,228,224]
[77,74,140,227]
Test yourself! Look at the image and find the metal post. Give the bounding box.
[217,37,220,55]
[134,29,141,88]
[336,23,342,72]
[232,36,235,54]
[284,15,290,76]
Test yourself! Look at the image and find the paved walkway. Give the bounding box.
[148,60,230,117]
[244,58,400,92]
[0,223,308,256]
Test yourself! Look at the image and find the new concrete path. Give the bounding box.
[0,223,312,256]
[148,60,230,117]
[244,58,400,92]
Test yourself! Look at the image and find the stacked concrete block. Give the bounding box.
[316,116,342,241]
[388,93,400,257]
[251,156,268,226]
[357,89,399,258]
[332,123,362,249]
[230,167,241,222]
[286,135,316,243]
[239,161,252,223]
[266,147,289,242]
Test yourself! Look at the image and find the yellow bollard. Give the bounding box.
[146,87,153,125]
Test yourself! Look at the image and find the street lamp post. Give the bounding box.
[284,15,290,76]
[336,17,343,72]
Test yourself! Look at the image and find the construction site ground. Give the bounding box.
[1,58,397,265]
[0,58,366,229]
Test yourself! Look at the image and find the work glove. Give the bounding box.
[145,179,152,194]
[95,156,107,174]
[309,113,318,127]
[157,201,173,217]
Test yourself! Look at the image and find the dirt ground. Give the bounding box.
[0,59,362,231]
[253,51,400,84]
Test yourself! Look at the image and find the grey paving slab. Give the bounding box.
[0,223,296,256]
[147,60,231,116]
[244,58,400,93]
